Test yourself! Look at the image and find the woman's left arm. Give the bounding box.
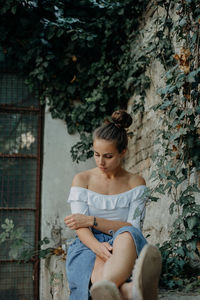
[65,213,131,235]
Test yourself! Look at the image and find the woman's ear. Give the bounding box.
[120,149,127,157]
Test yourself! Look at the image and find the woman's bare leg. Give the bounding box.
[91,233,136,285]
[91,240,161,300]
[91,256,104,283]
[91,232,137,299]
[102,232,136,286]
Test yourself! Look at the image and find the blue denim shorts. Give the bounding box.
[66,226,147,300]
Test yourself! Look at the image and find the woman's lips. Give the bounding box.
[99,167,107,171]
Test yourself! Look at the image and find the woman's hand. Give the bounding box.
[64,213,93,230]
[93,242,113,262]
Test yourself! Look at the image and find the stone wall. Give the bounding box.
[124,5,200,246]
[124,59,176,246]
[124,5,178,245]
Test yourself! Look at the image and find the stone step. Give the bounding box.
[159,290,200,300]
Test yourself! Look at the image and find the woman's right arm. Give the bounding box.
[65,172,112,261]
[75,227,112,261]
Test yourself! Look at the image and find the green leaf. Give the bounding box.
[150,170,157,179]
[0,231,9,243]
[37,74,44,81]
[179,110,185,120]
[185,229,194,240]
[9,248,19,260]
[160,100,172,109]
[169,202,175,215]
[192,32,197,43]
[183,184,200,195]
[188,240,197,251]
[187,216,199,230]
[43,237,50,244]
[164,181,172,191]
[196,106,200,114]
[133,206,142,219]
[155,184,165,194]
[11,5,17,14]
[187,71,197,83]
[39,248,52,259]
[1,219,14,231]
[57,29,64,37]
[148,195,159,202]
[14,227,24,239]
[47,27,56,40]
[176,247,185,257]
[179,17,187,27]
[79,153,87,161]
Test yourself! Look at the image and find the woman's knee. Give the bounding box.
[113,232,136,254]
[114,231,134,244]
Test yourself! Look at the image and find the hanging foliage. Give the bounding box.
[0,0,149,162]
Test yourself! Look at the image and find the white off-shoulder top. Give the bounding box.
[68,185,147,230]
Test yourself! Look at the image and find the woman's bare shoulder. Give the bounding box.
[128,172,146,188]
[72,168,97,188]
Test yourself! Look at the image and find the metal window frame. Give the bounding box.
[0,75,44,300]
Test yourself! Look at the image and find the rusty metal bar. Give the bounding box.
[0,260,20,263]
[34,105,44,300]
[0,105,40,112]
[0,260,34,263]
[0,207,36,210]
[0,154,37,159]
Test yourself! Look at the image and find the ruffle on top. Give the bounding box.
[68,185,147,210]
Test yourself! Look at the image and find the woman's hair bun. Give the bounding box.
[111,110,132,129]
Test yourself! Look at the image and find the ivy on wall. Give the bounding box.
[144,0,200,290]
[0,0,149,162]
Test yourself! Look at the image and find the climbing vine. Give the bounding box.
[0,0,149,162]
[146,0,200,290]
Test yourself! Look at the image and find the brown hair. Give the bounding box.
[93,110,132,153]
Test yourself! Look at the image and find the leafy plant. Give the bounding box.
[0,218,52,261]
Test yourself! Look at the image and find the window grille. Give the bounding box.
[0,64,43,300]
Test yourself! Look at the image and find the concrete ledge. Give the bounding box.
[159,290,200,299]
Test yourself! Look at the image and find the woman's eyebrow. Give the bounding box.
[101,153,114,155]
[94,150,113,155]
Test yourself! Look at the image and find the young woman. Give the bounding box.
[64,110,161,300]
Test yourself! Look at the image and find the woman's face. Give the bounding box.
[93,138,126,173]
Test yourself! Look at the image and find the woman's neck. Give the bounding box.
[99,166,126,179]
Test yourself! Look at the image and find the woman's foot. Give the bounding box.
[132,244,162,300]
[90,280,121,300]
